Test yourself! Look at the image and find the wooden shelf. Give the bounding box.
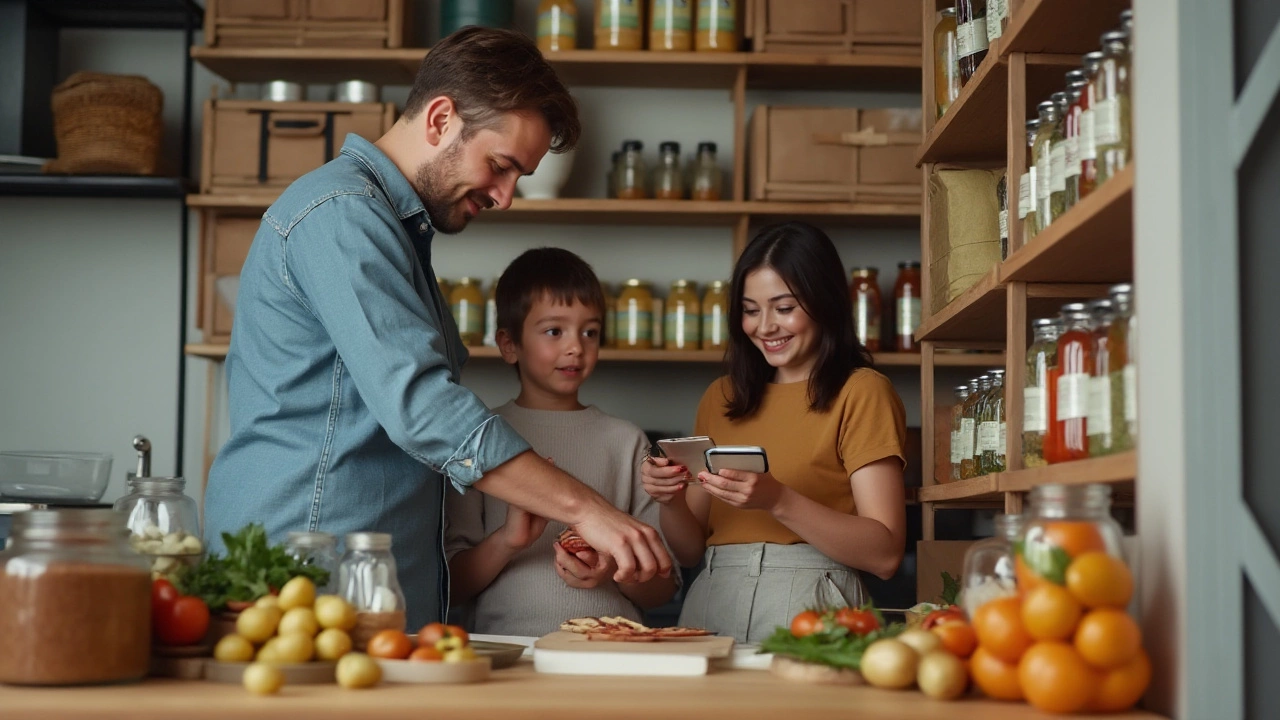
[999,0,1131,58]
[918,474,1002,503]
[32,0,203,30]
[914,267,1005,342]
[190,47,919,91]
[0,174,190,198]
[1001,165,1134,283]
[920,451,1137,504]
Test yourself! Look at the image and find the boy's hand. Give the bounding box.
[553,541,614,590]
[500,505,549,551]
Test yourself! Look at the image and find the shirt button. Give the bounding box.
[418,223,430,232]
[462,459,473,468]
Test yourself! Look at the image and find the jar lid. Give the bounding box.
[1064,69,1087,84]
[708,280,727,291]
[941,7,955,16]
[1060,301,1089,313]
[345,532,392,551]
[288,531,337,548]
[671,279,692,289]
[1029,483,1112,514]
[955,385,970,396]
[622,139,643,152]
[988,368,1005,376]
[897,261,921,269]
[1088,298,1113,311]
[1050,92,1070,112]
[1082,50,1105,73]
[1025,118,1039,131]
[851,267,878,277]
[11,508,130,540]
[1119,9,1133,23]
[1036,101,1059,120]
[127,476,187,494]
[1109,283,1133,296]
[697,141,717,154]
[624,278,651,288]
[993,513,1025,538]
[1032,317,1059,328]
[1101,30,1129,48]
[456,277,478,286]
[659,141,680,154]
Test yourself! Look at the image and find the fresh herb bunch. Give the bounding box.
[940,571,962,606]
[177,524,330,612]
[760,607,905,671]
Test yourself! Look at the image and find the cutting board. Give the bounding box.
[532,631,735,677]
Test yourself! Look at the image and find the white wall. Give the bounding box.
[0,3,931,509]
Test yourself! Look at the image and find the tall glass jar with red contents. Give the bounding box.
[893,261,922,352]
[850,268,882,352]
[1046,303,1093,463]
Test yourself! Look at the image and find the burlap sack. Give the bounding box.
[928,168,1003,314]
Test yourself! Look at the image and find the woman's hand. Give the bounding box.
[499,505,548,552]
[640,455,691,506]
[697,468,788,512]
[553,541,614,590]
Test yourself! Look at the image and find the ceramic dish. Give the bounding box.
[470,640,526,670]
[204,660,336,684]
[375,656,490,684]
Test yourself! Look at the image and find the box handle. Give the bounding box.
[252,110,337,183]
[812,129,919,147]
[268,116,324,137]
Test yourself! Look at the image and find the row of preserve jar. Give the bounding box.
[537,0,740,54]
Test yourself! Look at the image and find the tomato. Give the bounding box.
[789,610,824,638]
[367,629,413,660]
[417,622,468,648]
[156,596,211,646]
[409,646,443,662]
[225,600,256,612]
[151,579,180,617]
[922,607,965,630]
[833,607,880,635]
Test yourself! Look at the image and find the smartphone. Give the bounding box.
[655,436,717,474]
[704,445,769,474]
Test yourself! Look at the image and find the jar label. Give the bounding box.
[999,422,1007,457]
[1094,97,1121,146]
[621,298,652,345]
[986,0,1005,43]
[999,208,1009,241]
[1050,141,1067,193]
[1018,174,1031,219]
[957,18,988,58]
[665,306,701,349]
[652,0,692,32]
[854,298,880,344]
[897,297,921,338]
[1065,136,1081,178]
[452,299,483,336]
[1024,386,1046,432]
[959,418,976,458]
[482,298,498,347]
[1079,108,1098,160]
[1035,149,1051,201]
[538,7,576,39]
[1057,372,1090,421]
[701,305,726,348]
[978,421,1000,453]
[1124,363,1137,422]
[951,429,963,464]
[697,0,735,32]
[1088,375,1113,435]
[600,0,641,30]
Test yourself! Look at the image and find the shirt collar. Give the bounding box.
[339,134,432,228]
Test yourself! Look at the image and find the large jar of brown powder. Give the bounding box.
[0,509,151,685]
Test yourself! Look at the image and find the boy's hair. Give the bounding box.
[496,248,606,344]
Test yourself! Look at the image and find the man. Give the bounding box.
[203,27,671,630]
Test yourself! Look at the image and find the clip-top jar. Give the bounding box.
[0,509,151,685]
[1016,484,1126,590]
[113,476,203,582]
[961,513,1024,618]
[339,532,408,650]
[286,531,340,594]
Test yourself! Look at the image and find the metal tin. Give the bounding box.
[262,80,303,102]
[333,80,379,103]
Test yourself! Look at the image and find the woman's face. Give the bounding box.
[741,267,821,384]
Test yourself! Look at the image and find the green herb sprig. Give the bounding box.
[177,524,330,612]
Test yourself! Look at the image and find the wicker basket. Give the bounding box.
[45,72,164,175]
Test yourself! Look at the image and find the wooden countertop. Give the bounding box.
[0,661,1163,720]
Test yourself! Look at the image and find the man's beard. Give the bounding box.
[411,139,491,235]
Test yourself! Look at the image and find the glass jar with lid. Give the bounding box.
[934,8,960,119]
[961,513,1023,618]
[695,0,736,52]
[0,509,151,685]
[1023,317,1063,468]
[1078,51,1105,199]
[338,532,408,650]
[617,279,654,349]
[595,0,643,50]
[1047,303,1093,463]
[1035,98,1066,232]
[700,280,728,351]
[949,384,971,482]
[956,0,988,86]
[286,531,340,594]
[114,476,203,583]
[1108,284,1136,452]
[1049,91,1071,220]
[536,0,577,52]
[690,142,722,201]
[1016,484,1127,591]
[975,373,1002,474]
[1087,298,1116,456]
[450,277,485,347]
[849,267,882,352]
[650,0,693,51]
[614,140,647,199]
[653,141,685,200]
[1063,69,1088,209]
[664,280,700,350]
[893,262,922,352]
[1021,118,1039,243]
[959,376,986,479]
[1094,31,1131,185]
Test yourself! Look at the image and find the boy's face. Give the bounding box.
[497,294,603,406]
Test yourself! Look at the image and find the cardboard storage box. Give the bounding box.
[748,0,920,54]
[198,211,260,344]
[201,100,397,195]
[749,106,921,203]
[205,0,410,48]
[916,540,975,605]
[927,168,1002,314]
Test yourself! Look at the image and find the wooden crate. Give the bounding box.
[197,211,261,344]
[204,0,410,48]
[200,99,397,195]
[748,0,920,54]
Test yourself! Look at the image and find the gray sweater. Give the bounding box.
[444,402,662,636]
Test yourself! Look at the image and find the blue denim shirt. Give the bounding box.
[203,135,532,630]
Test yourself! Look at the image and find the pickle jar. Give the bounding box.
[339,532,408,650]
[285,531,340,594]
[1021,118,1039,242]
[1023,317,1063,468]
[850,267,882,352]
[617,279,654,349]
[113,476,203,583]
[949,384,971,482]
[665,279,700,350]
[450,277,485,346]
[1087,298,1116,457]
[653,141,685,200]
[961,513,1024,619]
[701,280,728,350]
[1016,484,1127,590]
[1107,284,1136,452]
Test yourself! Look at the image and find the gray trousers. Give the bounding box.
[677,542,867,644]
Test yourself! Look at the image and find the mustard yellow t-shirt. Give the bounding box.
[694,369,907,547]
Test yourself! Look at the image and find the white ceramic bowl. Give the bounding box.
[516,148,576,200]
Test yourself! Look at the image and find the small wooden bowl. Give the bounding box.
[769,656,864,685]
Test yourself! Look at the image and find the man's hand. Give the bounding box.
[553,543,614,590]
[570,501,672,584]
[499,505,548,552]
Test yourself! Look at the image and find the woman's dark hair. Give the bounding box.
[724,221,874,420]
[404,26,581,153]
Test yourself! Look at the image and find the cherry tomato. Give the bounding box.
[922,608,966,630]
[367,629,413,660]
[834,607,881,635]
[790,610,824,638]
[156,596,211,646]
[409,646,443,662]
[417,622,469,647]
[151,579,180,617]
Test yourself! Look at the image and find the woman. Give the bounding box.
[643,221,908,643]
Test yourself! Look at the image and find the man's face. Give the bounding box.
[412,111,552,234]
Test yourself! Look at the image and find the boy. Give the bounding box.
[444,248,677,636]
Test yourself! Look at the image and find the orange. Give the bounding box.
[1043,521,1108,559]
[1015,554,1046,594]
[1074,608,1142,669]
[972,596,1033,663]
[1066,552,1134,608]
[1021,583,1084,641]
[1018,641,1101,714]
[969,646,1023,701]
[932,620,978,658]
[366,629,413,660]
[1089,649,1152,712]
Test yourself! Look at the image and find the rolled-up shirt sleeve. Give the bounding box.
[281,194,530,492]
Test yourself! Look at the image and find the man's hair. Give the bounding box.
[403,26,581,153]
[496,248,605,344]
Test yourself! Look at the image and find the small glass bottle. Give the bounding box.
[1016,484,1127,590]
[979,369,1006,474]
[339,532,408,650]
[1078,51,1104,199]
[114,476,204,583]
[959,377,982,479]
[649,0,692,51]
[956,0,989,86]
[536,0,577,53]
[996,173,1009,259]
[690,142,722,200]
[1046,303,1093,463]
[1095,30,1131,185]
[664,279,700,350]
[285,531,340,594]
[950,384,971,482]
[1087,298,1115,456]
[614,140,647,199]
[1063,70,1088,209]
[1108,283,1137,452]
[961,513,1023,618]
[934,8,960,119]
[653,141,685,200]
[1021,118,1039,243]
[450,277,485,346]
[1033,100,1064,234]
[701,280,728,350]
[850,267,882,352]
[893,261,922,353]
[1048,92,1071,222]
[1023,317,1062,468]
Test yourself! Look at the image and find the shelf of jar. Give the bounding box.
[998,0,1132,59]
[920,450,1137,504]
[918,474,1002,503]
[189,47,920,91]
